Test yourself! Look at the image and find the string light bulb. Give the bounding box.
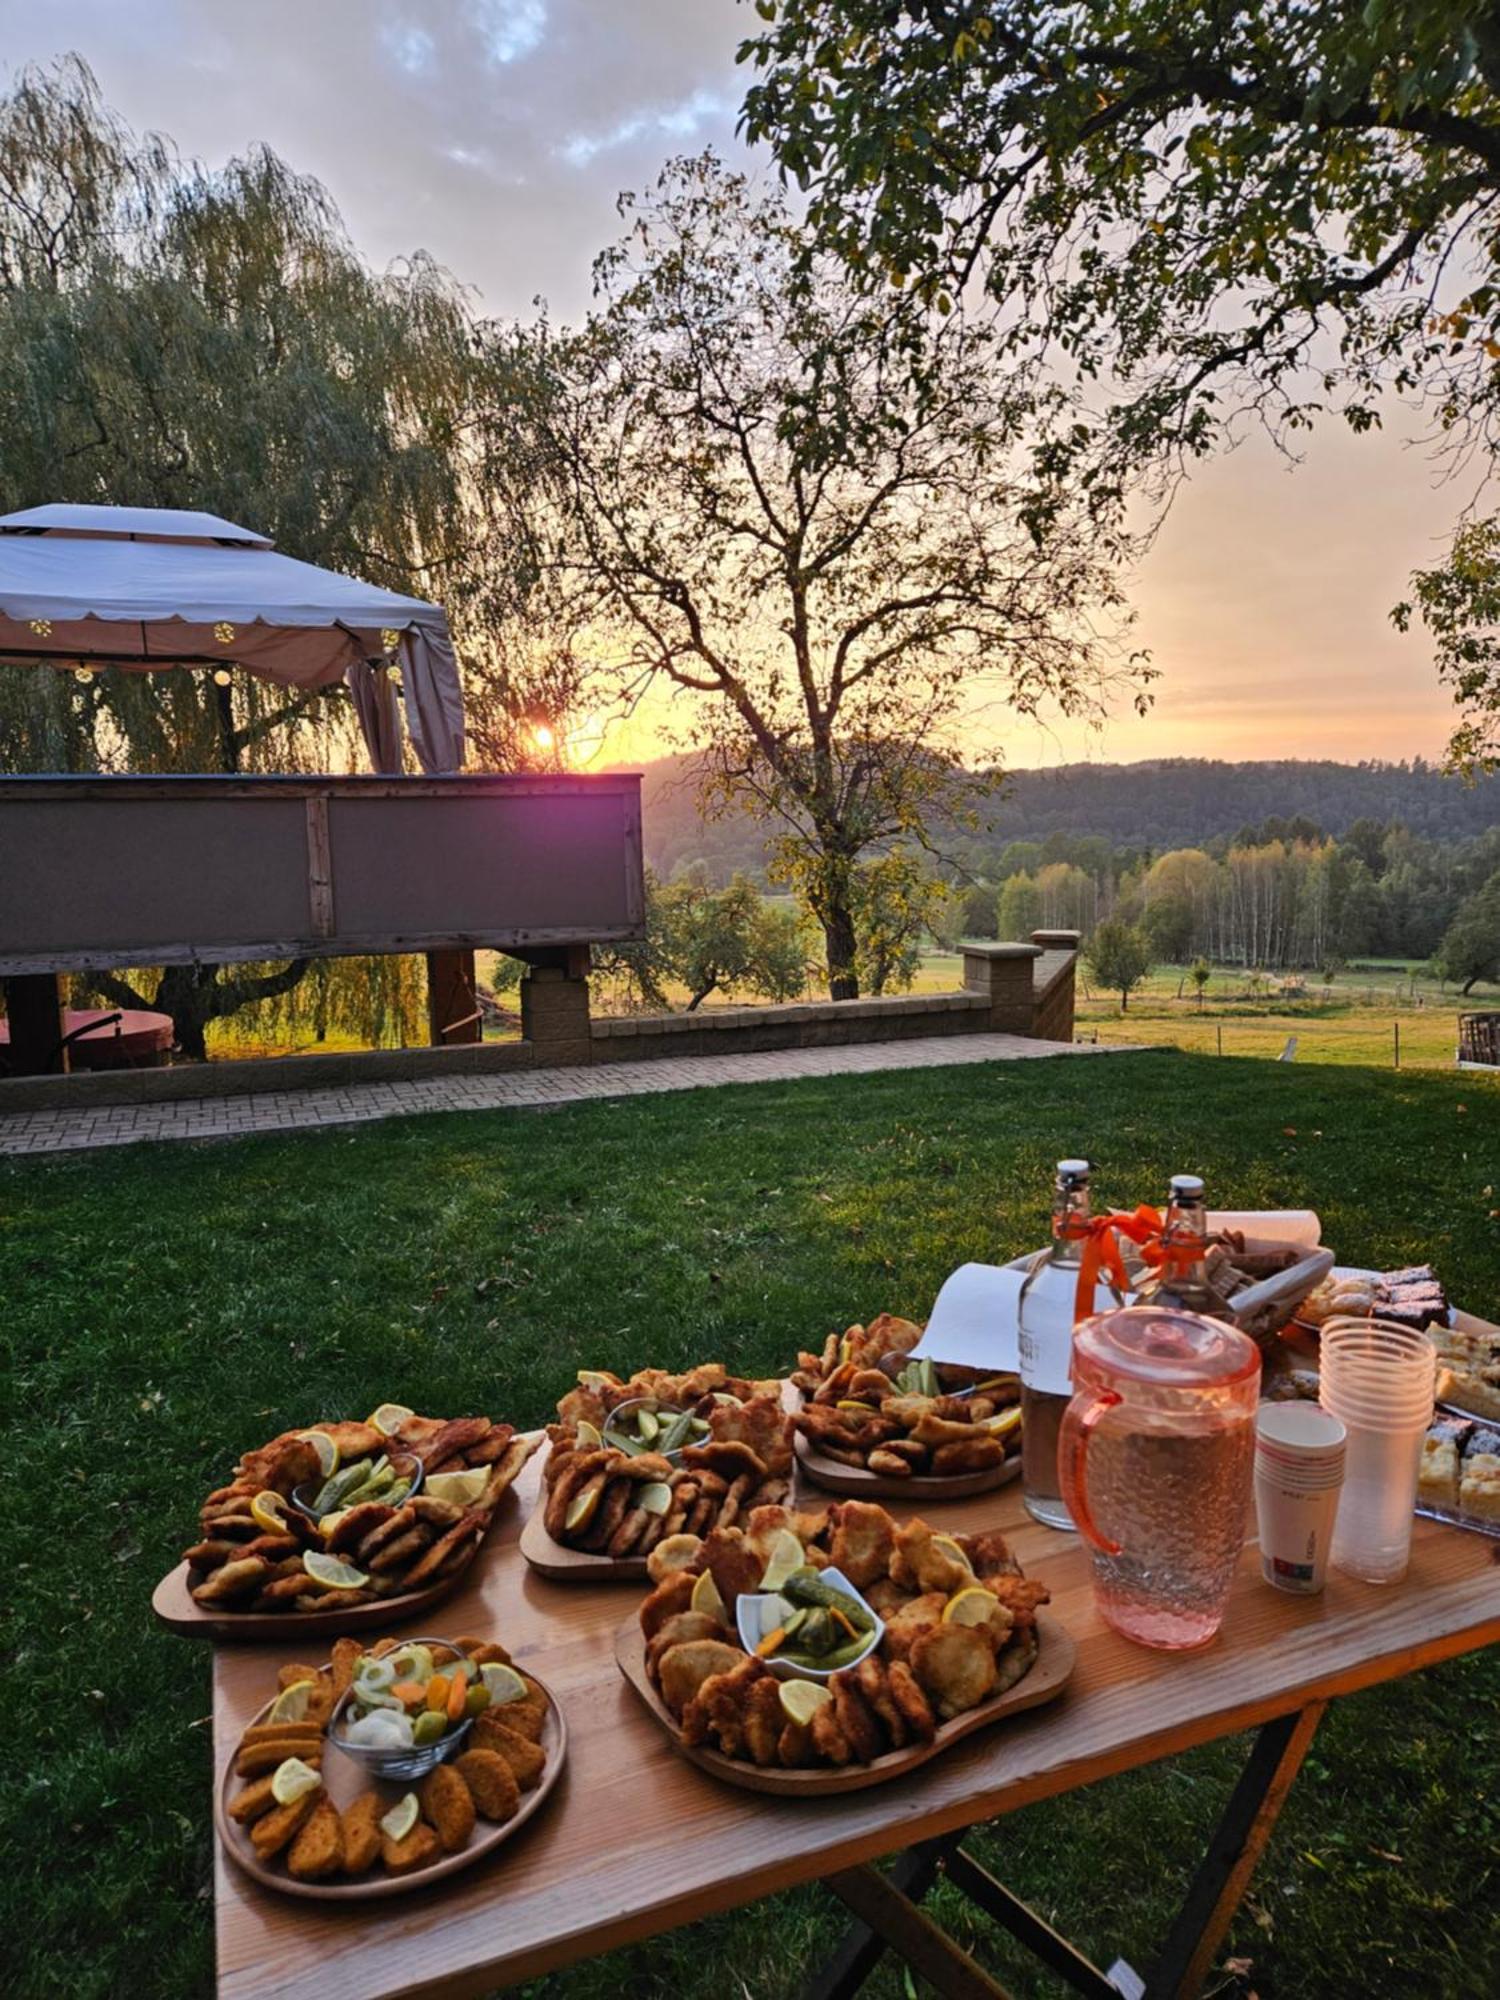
[213,669,232,686]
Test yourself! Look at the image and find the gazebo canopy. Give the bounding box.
[0,503,465,772]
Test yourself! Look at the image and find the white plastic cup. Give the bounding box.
[1319,1319,1435,1584]
[1254,1403,1346,1594]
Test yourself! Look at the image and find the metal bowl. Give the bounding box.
[600,1397,701,1462]
[327,1636,472,1782]
[290,1449,423,1524]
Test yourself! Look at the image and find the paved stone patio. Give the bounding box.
[0,1032,1133,1156]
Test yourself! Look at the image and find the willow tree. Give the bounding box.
[740,2,1500,772]
[502,155,1147,998]
[0,57,543,1052]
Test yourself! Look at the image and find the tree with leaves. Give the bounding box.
[498,154,1147,999]
[1434,871,1500,992]
[740,3,1500,771]
[1085,919,1153,1011]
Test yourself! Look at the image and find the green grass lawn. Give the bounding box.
[3,1052,1498,1998]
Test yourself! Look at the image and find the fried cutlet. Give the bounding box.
[286,1796,344,1880]
[419,1765,477,1854]
[249,1788,319,1859]
[453,1748,521,1823]
[339,1793,384,1875]
[472,1717,546,1790]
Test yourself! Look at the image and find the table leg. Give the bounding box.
[943,1848,1123,1999]
[822,1858,1015,2000]
[799,1838,951,2000]
[1140,1700,1327,2000]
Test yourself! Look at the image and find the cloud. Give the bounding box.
[469,0,547,66]
[558,87,734,168]
[380,21,435,74]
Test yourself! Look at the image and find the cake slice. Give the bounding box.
[1417,1431,1461,1513]
[1458,1451,1500,1525]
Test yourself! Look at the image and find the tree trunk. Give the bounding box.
[822,903,860,1002]
[1120,988,1129,1012]
[152,959,312,1059]
[1462,974,1478,996]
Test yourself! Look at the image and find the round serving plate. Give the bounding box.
[214,1654,566,1901]
[792,1427,1021,1502]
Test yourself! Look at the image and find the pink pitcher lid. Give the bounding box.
[1073,1306,1261,1390]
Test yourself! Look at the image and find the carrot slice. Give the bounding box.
[425,1675,450,1714]
[446,1668,469,1724]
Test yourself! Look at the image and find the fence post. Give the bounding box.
[1394,1021,1401,1070]
[1217,1025,1223,1057]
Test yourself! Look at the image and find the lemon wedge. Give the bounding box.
[479,1662,528,1705]
[931,1534,973,1573]
[575,1419,604,1449]
[296,1430,339,1479]
[270,1757,322,1807]
[367,1403,414,1438]
[380,1793,421,1842]
[835,1399,877,1414]
[318,1508,350,1540]
[302,1551,370,1591]
[778,1680,832,1726]
[984,1405,1023,1436]
[943,1585,1002,1627]
[268,1679,317,1725]
[250,1490,290,1535]
[576,1370,615,1390]
[690,1569,727,1621]
[425,1467,490,1507]
[564,1485,602,1532]
[758,1527,806,1593]
[636,1481,673,1517]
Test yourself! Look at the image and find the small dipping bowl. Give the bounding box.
[328,1636,473,1782]
[290,1449,423,1525]
[601,1398,703,1463]
[735,1566,884,1682]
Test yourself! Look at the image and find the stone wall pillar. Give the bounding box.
[1030,929,1081,1043]
[962,942,1042,1035]
[516,944,593,1068]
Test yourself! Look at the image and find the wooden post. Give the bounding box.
[1394,1021,1401,1070]
[425,950,481,1046]
[2,973,68,1076]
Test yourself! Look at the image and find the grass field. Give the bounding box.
[3,1051,1498,1998]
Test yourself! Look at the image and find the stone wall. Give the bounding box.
[0,930,1080,1110]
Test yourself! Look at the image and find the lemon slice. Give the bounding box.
[479,1662,528,1705]
[296,1430,339,1479]
[564,1485,601,1532]
[835,1399,877,1414]
[425,1467,490,1507]
[576,1370,615,1390]
[318,1508,350,1540]
[250,1490,290,1534]
[932,1534,973,1573]
[758,1527,806,1593]
[690,1569,727,1621]
[943,1585,1001,1627]
[302,1551,370,1591]
[268,1679,317,1725]
[367,1402,414,1438]
[636,1481,673,1517]
[778,1680,832,1726]
[984,1405,1023,1437]
[380,1793,420,1843]
[574,1419,604,1449]
[270,1757,323,1807]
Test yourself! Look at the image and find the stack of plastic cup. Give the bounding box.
[1318,1317,1436,1584]
[1254,1403,1347,1594]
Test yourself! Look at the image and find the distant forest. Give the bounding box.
[633,753,1500,883]
[627,753,1500,973]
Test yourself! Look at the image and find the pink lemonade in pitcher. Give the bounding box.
[1059,1306,1261,1650]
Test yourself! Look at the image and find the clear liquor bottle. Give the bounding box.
[1140,1174,1215,1314]
[1017,1159,1121,1530]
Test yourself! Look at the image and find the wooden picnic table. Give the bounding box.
[212,1442,1500,2000]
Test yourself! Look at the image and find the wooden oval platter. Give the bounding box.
[152,1557,478,1643]
[614,1610,1074,1797]
[215,1658,567,1902]
[518,1497,650,1584]
[792,1427,1021,1502]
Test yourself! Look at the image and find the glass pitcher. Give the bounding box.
[1058,1306,1261,1650]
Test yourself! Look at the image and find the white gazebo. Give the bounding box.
[0,502,465,772]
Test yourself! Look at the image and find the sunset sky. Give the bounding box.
[1,0,1471,771]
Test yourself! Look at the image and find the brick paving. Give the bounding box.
[0,1033,1134,1158]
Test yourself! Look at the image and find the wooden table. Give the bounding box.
[212,1448,1500,2000]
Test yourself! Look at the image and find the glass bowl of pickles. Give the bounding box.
[599,1398,713,1462]
[290,1448,424,1524]
[735,1566,884,1681]
[329,1637,520,1781]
